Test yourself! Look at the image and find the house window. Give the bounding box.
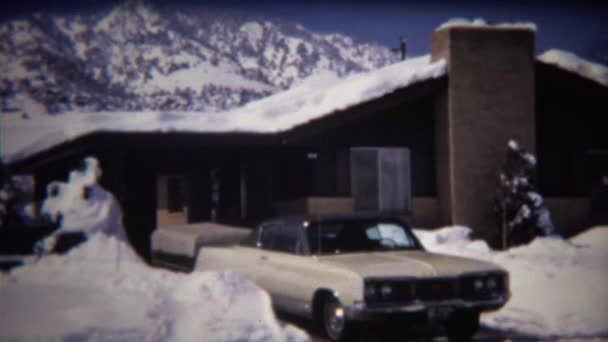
[167,176,186,213]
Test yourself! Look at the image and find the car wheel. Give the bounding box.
[446,310,480,342]
[322,296,352,341]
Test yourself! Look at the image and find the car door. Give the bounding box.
[198,228,266,284]
[256,223,319,315]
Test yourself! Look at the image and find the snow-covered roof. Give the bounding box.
[2,55,447,164]
[3,47,607,165]
[436,18,537,31]
[538,49,608,86]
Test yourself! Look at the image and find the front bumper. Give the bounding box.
[344,295,509,321]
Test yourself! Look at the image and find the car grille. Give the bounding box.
[414,279,458,301]
[365,272,507,306]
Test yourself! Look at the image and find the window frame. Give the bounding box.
[257,221,306,255]
[305,218,423,255]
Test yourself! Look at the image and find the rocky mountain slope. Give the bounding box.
[0,3,396,114]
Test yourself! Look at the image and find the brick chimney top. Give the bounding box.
[431,19,536,63]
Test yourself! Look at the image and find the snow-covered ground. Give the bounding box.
[415,226,608,338]
[2,226,606,341]
[0,235,309,342]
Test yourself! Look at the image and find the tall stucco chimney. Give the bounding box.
[431,23,536,242]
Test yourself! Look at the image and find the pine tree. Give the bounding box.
[494,140,556,248]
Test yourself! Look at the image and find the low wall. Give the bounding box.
[157,208,189,227]
[273,196,591,239]
[274,197,441,228]
[275,197,354,216]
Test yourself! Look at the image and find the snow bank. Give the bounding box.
[538,49,608,86]
[0,234,309,341]
[414,226,608,338]
[1,55,446,163]
[437,18,537,31]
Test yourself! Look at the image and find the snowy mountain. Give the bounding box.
[0,3,397,114]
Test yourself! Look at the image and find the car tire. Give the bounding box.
[446,309,480,342]
[321,296,354,341]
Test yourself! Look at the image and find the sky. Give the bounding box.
[211,0,608,62]
[1,0,607,63]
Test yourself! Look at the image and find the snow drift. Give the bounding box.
[0,235,309,341]
[415,226,608,338]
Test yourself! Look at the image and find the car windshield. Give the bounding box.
[306,219,421,255]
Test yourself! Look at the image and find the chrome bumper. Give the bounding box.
[345,295,509,321]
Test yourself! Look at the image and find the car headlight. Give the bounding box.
[380,284,393,297]
[365,283,377,299]
[365,282,394,301]
[487,277,497,290]
[474,278,485,291]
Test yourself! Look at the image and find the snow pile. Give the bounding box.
[0,234,309,341]
[538,49,608,86]
[437,18,537,31]
[414,226,608,338]
[1,55,446,163]
[40,156,126,243]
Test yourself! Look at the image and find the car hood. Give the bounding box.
[316,250,503,278]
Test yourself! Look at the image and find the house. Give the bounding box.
[4,23,607,259]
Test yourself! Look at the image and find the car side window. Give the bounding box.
[260,224,280,250]
[239,229,259,247]
[259,223,300,254]
[278,224,301,254]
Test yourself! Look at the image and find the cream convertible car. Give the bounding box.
[196,214,510,341]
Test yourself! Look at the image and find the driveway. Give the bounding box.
[278,312,605,342]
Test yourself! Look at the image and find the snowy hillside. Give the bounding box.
[0,3,396,114]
